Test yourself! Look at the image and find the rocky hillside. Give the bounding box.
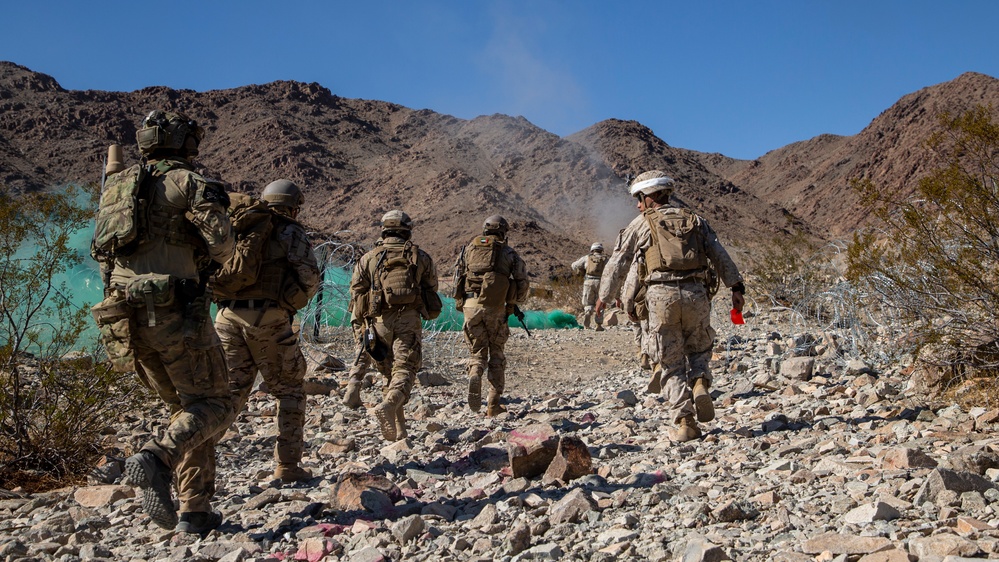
[699,72,999,239]
[2,62,998,274]
[3,313,999,561]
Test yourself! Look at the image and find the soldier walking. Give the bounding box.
[613,170,745,442]
[454,216,530,416]
[571,242,608,330]
[596,197,655,372]
[91,110,235,533]
[214,179,320,483]
[349,211,438,441]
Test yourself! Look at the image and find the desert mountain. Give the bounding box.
[697,72,999,239]
[1,62,997,275]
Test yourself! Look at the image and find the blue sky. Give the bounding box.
[4,1,998,160]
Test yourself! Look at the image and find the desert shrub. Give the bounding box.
[0,185,143,491]
[848,105,999,382]
[749,233,837,308]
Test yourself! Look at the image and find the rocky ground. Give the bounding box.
[3,306,999,562]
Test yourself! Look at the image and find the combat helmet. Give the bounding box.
[629,170,675,199]
[590,242,603,253]
[381,210,413,237]
[136,110,204,158]
[482,215,509,237]
[261,179,304,209]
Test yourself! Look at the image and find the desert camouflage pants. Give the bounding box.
[462,303,510,399]
[371,307,423,401]
[636,318,651,360]
[581,277,601,329]
[216,306,307,466]
[646,281,716,424]
[132,303,233,513]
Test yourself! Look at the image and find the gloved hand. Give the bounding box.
[731,282,746,312]
[505,304,515,316]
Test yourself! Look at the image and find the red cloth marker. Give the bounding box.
[730,308,745,325]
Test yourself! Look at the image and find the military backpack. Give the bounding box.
[91,163,149,261]
[461,235,510,307]
[585,253,608,276]
[213,192,275,298]
[376,241,420,307]
[643,207,709,273]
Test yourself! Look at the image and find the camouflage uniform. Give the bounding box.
[455,222,530,416]
[97,154,235,524]
[599,214,652,368]
[622,207,743,426]
[214,203,319,481]
[570,247,608,330]
[342,258,391,409]
[350,226,437,441]
[621,257,653,366]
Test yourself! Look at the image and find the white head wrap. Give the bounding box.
[629,176,675,197]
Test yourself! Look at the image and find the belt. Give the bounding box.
[646,278,703,286]
[585,275,601,280]
[464,292,479,299]
[219,299,272,309]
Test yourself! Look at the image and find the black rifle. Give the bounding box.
[511,305,531,337]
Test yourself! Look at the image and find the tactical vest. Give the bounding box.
[643,207,709,273]
[463,235,510,307]
[91,160,203,263]
[585,253,608,277]
[375,241,420,308]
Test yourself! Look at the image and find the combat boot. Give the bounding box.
[274,463,313,483]
[125,450,178,530]
[373,390,404,441]
[646,368,662,394]
[669,416,702,443]
[693,377,715,422]
[486,392,507,417]
[342,382,362,409]
[467,374,482,413]
[176,510,223,534]
[639,353,652,371]
[395,406,408,439]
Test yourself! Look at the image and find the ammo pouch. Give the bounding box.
[633,285,649,321]
[125,273,175,327]
[91,293,136,373]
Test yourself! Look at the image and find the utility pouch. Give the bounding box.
[124,273,175,327]
[91,293,136,373]
[354,293,371,320]
[634,285,648,321]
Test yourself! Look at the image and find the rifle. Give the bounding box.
[511,305,532,337]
